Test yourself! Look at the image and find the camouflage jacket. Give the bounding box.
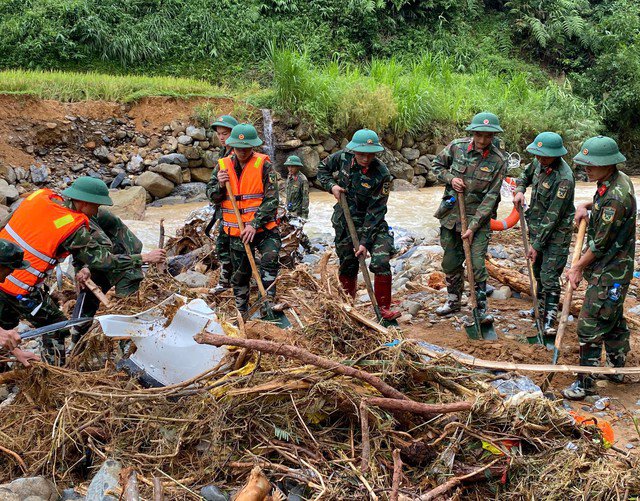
[317,150,391,250]
[206,151,280,231]
[516,157,575,250]
[584,169,636,286]
[432,138,507,232]
[285,172,310,218]
[213,146,234,221]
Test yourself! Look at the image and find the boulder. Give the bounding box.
[158,153,189,168]
[202,150,218,169]
[164,136,178,152]
[0,204,9,220]
[175,270,210,288]
[0,179,19,205]
[292,146,320,178]
[0,164,16,185]
[178,134,193,145]
[150,195,187,206]
[411,176,427,189]
[389,161,413,182]
[391,179,418,192]
[186,126,207,141]
[0,477,57,501]
[190,167,213,183]
[93,146,111,163]
[402,300,422,316]
[135,171,174,198]
[295,122,313,141]
[126,154,144,174]
[107,186,147,220]
[30,165,49,184]
[401,147,420,161]
[183,146,201,160]
[181,168,191,183]
[150,163,182,185]
[322,137,337,152]
[417,155,432,169]
[276,139,302,150]
[424,170,437,186]
[14,167,28,182]
[491,286,512,300]
[86,459,121,501]
[171,182,207,202]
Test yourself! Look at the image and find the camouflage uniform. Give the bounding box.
[317,150,394,278]
[209,145,234,287]
[515,158,575,330]
[207,153,281,312]
[578,169,636,371]
[285,172,310,219]
[432,137,508,315]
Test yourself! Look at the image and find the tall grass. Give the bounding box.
[0,70,226,102]
[268,48,602,150]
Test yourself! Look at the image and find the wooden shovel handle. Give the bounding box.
[457,194,477,309]
[85,278,110,307]
[221,167,268,297]
[554,219,587,350]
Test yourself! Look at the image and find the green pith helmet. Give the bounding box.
[226,123,263,148]
[284,155,304,167]
[346,129,384,153]
[61,176,113,206]
[526,131,567,157]
[211,114,238,130]
[573,136,627,166]
[0,239,30,270]
[465,112,504,133]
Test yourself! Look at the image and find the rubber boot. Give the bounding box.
[562,374,596,400]
[374,274,401,321]
[212,262,233,293]
[339,275,357,299]
[543,293,559,336]
[475,280,493,324]
[436,273,463,316]
[604,352,626,383]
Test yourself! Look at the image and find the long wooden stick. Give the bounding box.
[458,194,477,311]
[195,332,409,400]
[158,218,166,273]
[85,278,110,307]
[359,400,370,475]
[365,397,474,415]
[519,207,543,341]
[554,219,587,351]
[339,192,382,321]
[221,168,268,298]
[391,449,402,501]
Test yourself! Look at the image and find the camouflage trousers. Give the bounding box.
[440,225,490,283]
[216,222,232,286]
[532,241,569,296]
[334,222,393,278]
[578,283,630,368]
[229,229,281,312]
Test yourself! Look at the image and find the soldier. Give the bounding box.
[284,155,310,219]
[207,124,281,314]
[0,240,40,366]
[209,115,238,294]
[317,129,399,321]
[0,177,165,364]
[562,136,636,400]
[432,112,508,322]
[514,132,575,338]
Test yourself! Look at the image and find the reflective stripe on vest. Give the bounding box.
[0,189,89,297]
[219,153,278,237]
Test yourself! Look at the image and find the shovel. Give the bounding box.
[518,206,545,346]
[221,166,290,328]
[338,193,386,324]
[20,317,94,341]
[458,193,497,340]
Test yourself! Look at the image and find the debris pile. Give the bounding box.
[1,261,639,500]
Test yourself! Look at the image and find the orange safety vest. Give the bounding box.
[0,189,89,296]
[220,153,278,237]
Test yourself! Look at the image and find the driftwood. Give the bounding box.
[365,397,473,416]
[417,458,501,501]
[391,449,402,501]
[152,477,164,501]
[360,400,370,475]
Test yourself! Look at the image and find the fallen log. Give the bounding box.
[365,397,473,416]
[195,332,409,401]
[417,458,501,501]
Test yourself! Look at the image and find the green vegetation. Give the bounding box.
[0,0,638,149]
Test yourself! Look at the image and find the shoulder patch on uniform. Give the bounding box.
[269,171,278,183]
[480,166,491,172]
[382,181,391,196]
[361,182,371,188]
[557,185,568,199]
[542,182,551,189]
[602,206,616,223]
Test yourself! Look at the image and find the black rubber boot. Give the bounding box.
[475,280,493,324]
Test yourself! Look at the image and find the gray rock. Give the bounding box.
[1,477,57,501]
[135,171,174,198]
[107,186,147,220]
[183,145,201,160]
[411,176,426,189]
[488,244,509,259]
[61,488,84,500]
[178,134,193,145]
[71,163,85,172]
[150,195,187,206]
[135,136,148,147]
[171,182,207,202]
[0,164,17,184]
[0,488,20,501]
[491,286,512,300]
[175,270,210,288]
[402,300,422,316]
[158,153,189,168]
[187,126,207,141]
[29,165,49,184]
[190,167,213,183]
[398,313,413,323]
[417,155,432,170]
[401,147,420,161]
[115,130,127,140]
[93,146,111,162]
[276,139,303,150]
[109,172,126,189]
[0,179,19,205]
[202,150,218,169]
[293,146,320,178]
[150,163,183,184]
[424,170,437,186]
[391,179,418,192]
[126,154,144,174]
[14,166,28,182]
[201,485,229,501]
[86,459,121,501]
[0,204,9,220]
[322,138,337,151]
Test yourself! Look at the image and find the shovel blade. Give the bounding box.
[251,307,292,329]
[480,323,498,340]
[464,323,482,340]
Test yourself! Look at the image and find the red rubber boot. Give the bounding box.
[339,275,357,299]
[374,274,401,321]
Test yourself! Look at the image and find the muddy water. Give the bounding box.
[124,180,640,250]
